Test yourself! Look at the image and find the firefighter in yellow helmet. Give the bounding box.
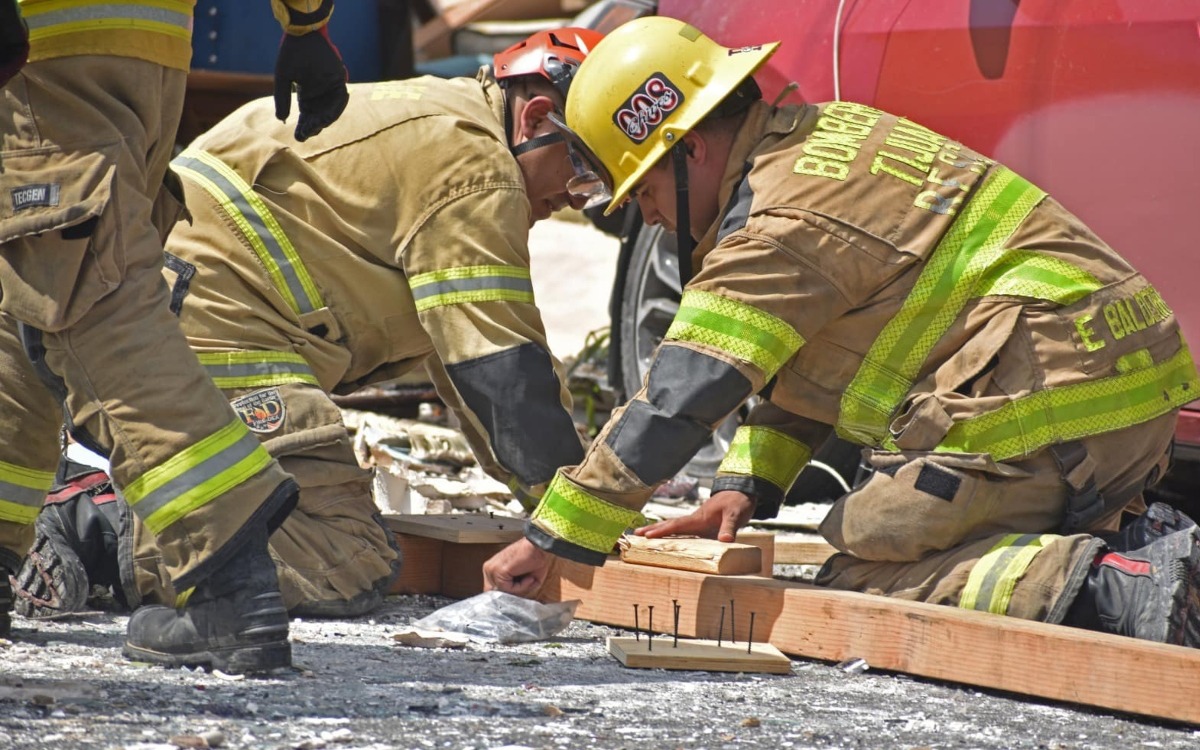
[0,0,350,672]
[8,28,604,622]
[484,16,1200,649]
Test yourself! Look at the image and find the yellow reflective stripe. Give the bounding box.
[21,0,193,42]
[124,419,274,534]
[0,458,54,523]
[196,350,320,390]
[960,533,1058,615]
[938,341,1199,461]
[172,149,324,316]
[530,473,646,554]
[0,460,55,524]
[974,250,1101,305]
[717,426,812,491]
[665,290,804,380]
[409,265,534,313]
[840,167,1045,445]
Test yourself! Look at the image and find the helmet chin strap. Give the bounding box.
[511,131,565,157]
[672,140,693,288]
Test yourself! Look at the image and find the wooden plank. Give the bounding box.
[773,533,837,566]
[383,513,524,544]
[620,536,762,575]
[734,530,774,576]
[607,636,791,675]
[538,558,1200,725]
[389,534,444,595]
[440,542,509,599]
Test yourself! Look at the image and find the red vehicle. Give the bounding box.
[587,0,1200,507]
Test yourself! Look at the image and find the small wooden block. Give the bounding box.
[440,542,509,600]
[383,513,524,544]
[389,534,444,595]
[773,533,837,566]
[620,536,762,575]
[608,636,791,675]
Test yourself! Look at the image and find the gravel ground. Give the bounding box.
[2,594,1199,750]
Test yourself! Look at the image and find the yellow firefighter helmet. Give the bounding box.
[559,16,779,215]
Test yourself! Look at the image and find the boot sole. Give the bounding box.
[122,639,292,674]
[12,522,89,619]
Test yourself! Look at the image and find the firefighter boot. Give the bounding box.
[123,526,290,674]
[1102,502,1197,553]
[1064,524,1200,647]
[12,471,118,618]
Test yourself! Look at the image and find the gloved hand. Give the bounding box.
[1,0,29,89]
[273,25,349,142]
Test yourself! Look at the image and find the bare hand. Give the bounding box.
[635,490,756,543]
[482,538,551,598]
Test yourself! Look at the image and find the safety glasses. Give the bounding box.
[549,110,613,210]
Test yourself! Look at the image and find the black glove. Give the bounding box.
[273,26,349,142]
[1,0,29,89]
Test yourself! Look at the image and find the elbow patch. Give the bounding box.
[444,343,583,486]
[605,346,752,485]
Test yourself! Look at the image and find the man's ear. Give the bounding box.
[516,94,557,141]
[683,130,708,165]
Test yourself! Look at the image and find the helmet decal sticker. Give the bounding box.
[614,73,685,144]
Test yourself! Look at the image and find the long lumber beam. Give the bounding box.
[538,558,1200,725]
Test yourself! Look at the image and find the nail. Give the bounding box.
[633,604,639,642]
[718,605,725,648]
[747,612,756,654]
[648,606,654,652]
[673,600,681,648]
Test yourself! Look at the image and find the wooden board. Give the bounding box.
[389,534,444,595]
[773,533,837,566]
[608,636,791,675]
[620,536,762,575]
[440,542,509,600]
[538,558,1200,726]
[383,513,524,544]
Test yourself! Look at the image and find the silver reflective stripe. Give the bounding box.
[409,275,534,302]
[0,481,47,513]
[128,430,264,521]
[23,3,192,32]
[172,151,322,316]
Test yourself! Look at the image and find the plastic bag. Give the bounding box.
[412,591,580,644]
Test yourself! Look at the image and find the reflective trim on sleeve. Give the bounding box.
[0,460,55,525]
[21,1,194,42]
[196,350,320,390]
[171,148,325,317]
[122,418,275,535]
[960,533,1059,615]
[408,265,534,312]
[717,425,812,492]
[840,167,1045,445]
[973,250,1101,305]
[665,290,804,380]
[937,340,1199,461]
[530,472,647,555]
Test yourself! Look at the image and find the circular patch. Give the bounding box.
[231,387,286,434]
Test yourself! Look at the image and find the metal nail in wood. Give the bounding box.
[718,604,726,648]
[633,604,639,642]
[672,599,681,648]
[647,605,654,652]
[747,612,756,655]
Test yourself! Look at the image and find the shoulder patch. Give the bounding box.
[231,388,286,434]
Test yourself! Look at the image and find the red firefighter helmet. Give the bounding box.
[493,27,605,98]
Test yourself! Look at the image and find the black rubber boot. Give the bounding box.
[12,470,117,618]
[1101,502,1197,553]
[122,524,291,674]
[1064,524,1200,646]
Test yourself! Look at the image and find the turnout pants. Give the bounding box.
[816,411,1176,622]
[0,57,294,588]
[129,177,400,615]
